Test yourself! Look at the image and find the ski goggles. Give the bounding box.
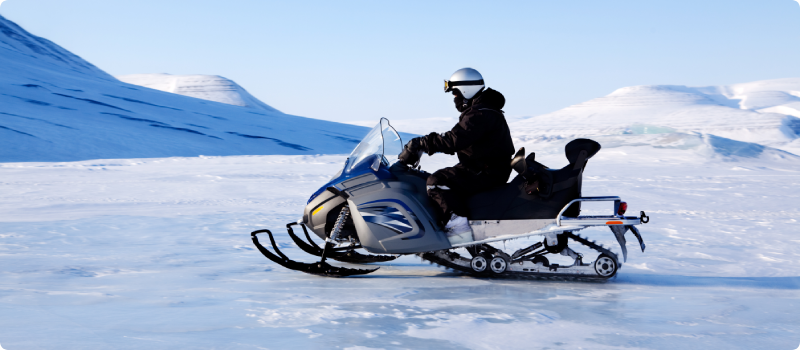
[444,79,485,93]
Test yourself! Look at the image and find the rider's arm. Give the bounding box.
[421,110,494,155]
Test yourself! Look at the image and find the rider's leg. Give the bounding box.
[426,164,510,244]
[426,167,474,244]
[426,166,470,225]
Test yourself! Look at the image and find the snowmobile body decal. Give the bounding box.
[359,206,413,234]
[357,199,425,240]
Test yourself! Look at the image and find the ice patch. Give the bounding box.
[364,330,386,338]
[406,312,649,350]
[251,306,386,327]
[627,262,655,271]
[297,328,322,338]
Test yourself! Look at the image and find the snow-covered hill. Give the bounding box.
[0,14,112,80]
[116,74,279,112]
[0,14,369,162]
[511,79,800,151]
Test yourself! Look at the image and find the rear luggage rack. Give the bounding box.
[556,196,648,226]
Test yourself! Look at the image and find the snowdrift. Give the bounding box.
[0,14,369,162]
[116,74,279,112]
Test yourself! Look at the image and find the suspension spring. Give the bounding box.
[327,206,350,243]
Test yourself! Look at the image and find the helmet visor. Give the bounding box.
[444,79,485,93]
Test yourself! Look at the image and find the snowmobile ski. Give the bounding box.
[285,222,398,264]
[251,229,378,277]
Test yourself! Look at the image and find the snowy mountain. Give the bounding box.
[511,79,800,147]
[350,79,800,162]
[0,14,369,162]
[0,14,112,80]
[116,74,279,112]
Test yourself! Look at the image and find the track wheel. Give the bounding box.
[594,254,617,278]
[489,256,507,274]
[470,255,488,273]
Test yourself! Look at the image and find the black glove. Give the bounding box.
[453,91,467,112]
[398,137,424,166]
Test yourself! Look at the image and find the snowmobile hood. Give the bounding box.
[472,87,505,111]
[306,162,395,204]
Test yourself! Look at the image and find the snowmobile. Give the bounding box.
[251,118,649,279]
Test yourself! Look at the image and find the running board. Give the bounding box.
[454,197,648,249]
[458,214,644,248]
[460,219,562,247]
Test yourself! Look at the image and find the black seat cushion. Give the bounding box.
[467,138,600,220]
[468,169,580,220]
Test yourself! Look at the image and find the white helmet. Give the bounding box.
[444,68,485,100]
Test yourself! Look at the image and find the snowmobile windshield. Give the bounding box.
[343,118,403,174]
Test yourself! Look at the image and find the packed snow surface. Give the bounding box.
[116,74,279,112]
[1,142,799,349]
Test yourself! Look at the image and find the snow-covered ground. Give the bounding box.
[1,143,799,349]
[116,74,279,112]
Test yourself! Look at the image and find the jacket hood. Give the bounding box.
[473,87,505,111]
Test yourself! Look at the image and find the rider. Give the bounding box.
[398,68,515,244]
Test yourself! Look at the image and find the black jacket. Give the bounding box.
[421,88,515,173]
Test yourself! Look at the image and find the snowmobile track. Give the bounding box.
[418,231,620,281]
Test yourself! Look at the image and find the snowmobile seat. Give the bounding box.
[467,139,601,220]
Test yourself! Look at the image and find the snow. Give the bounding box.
[1,11,799,350]
[116,74,279,112]
[1,149,799,349]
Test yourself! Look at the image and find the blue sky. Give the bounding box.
[2,0,799,123]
